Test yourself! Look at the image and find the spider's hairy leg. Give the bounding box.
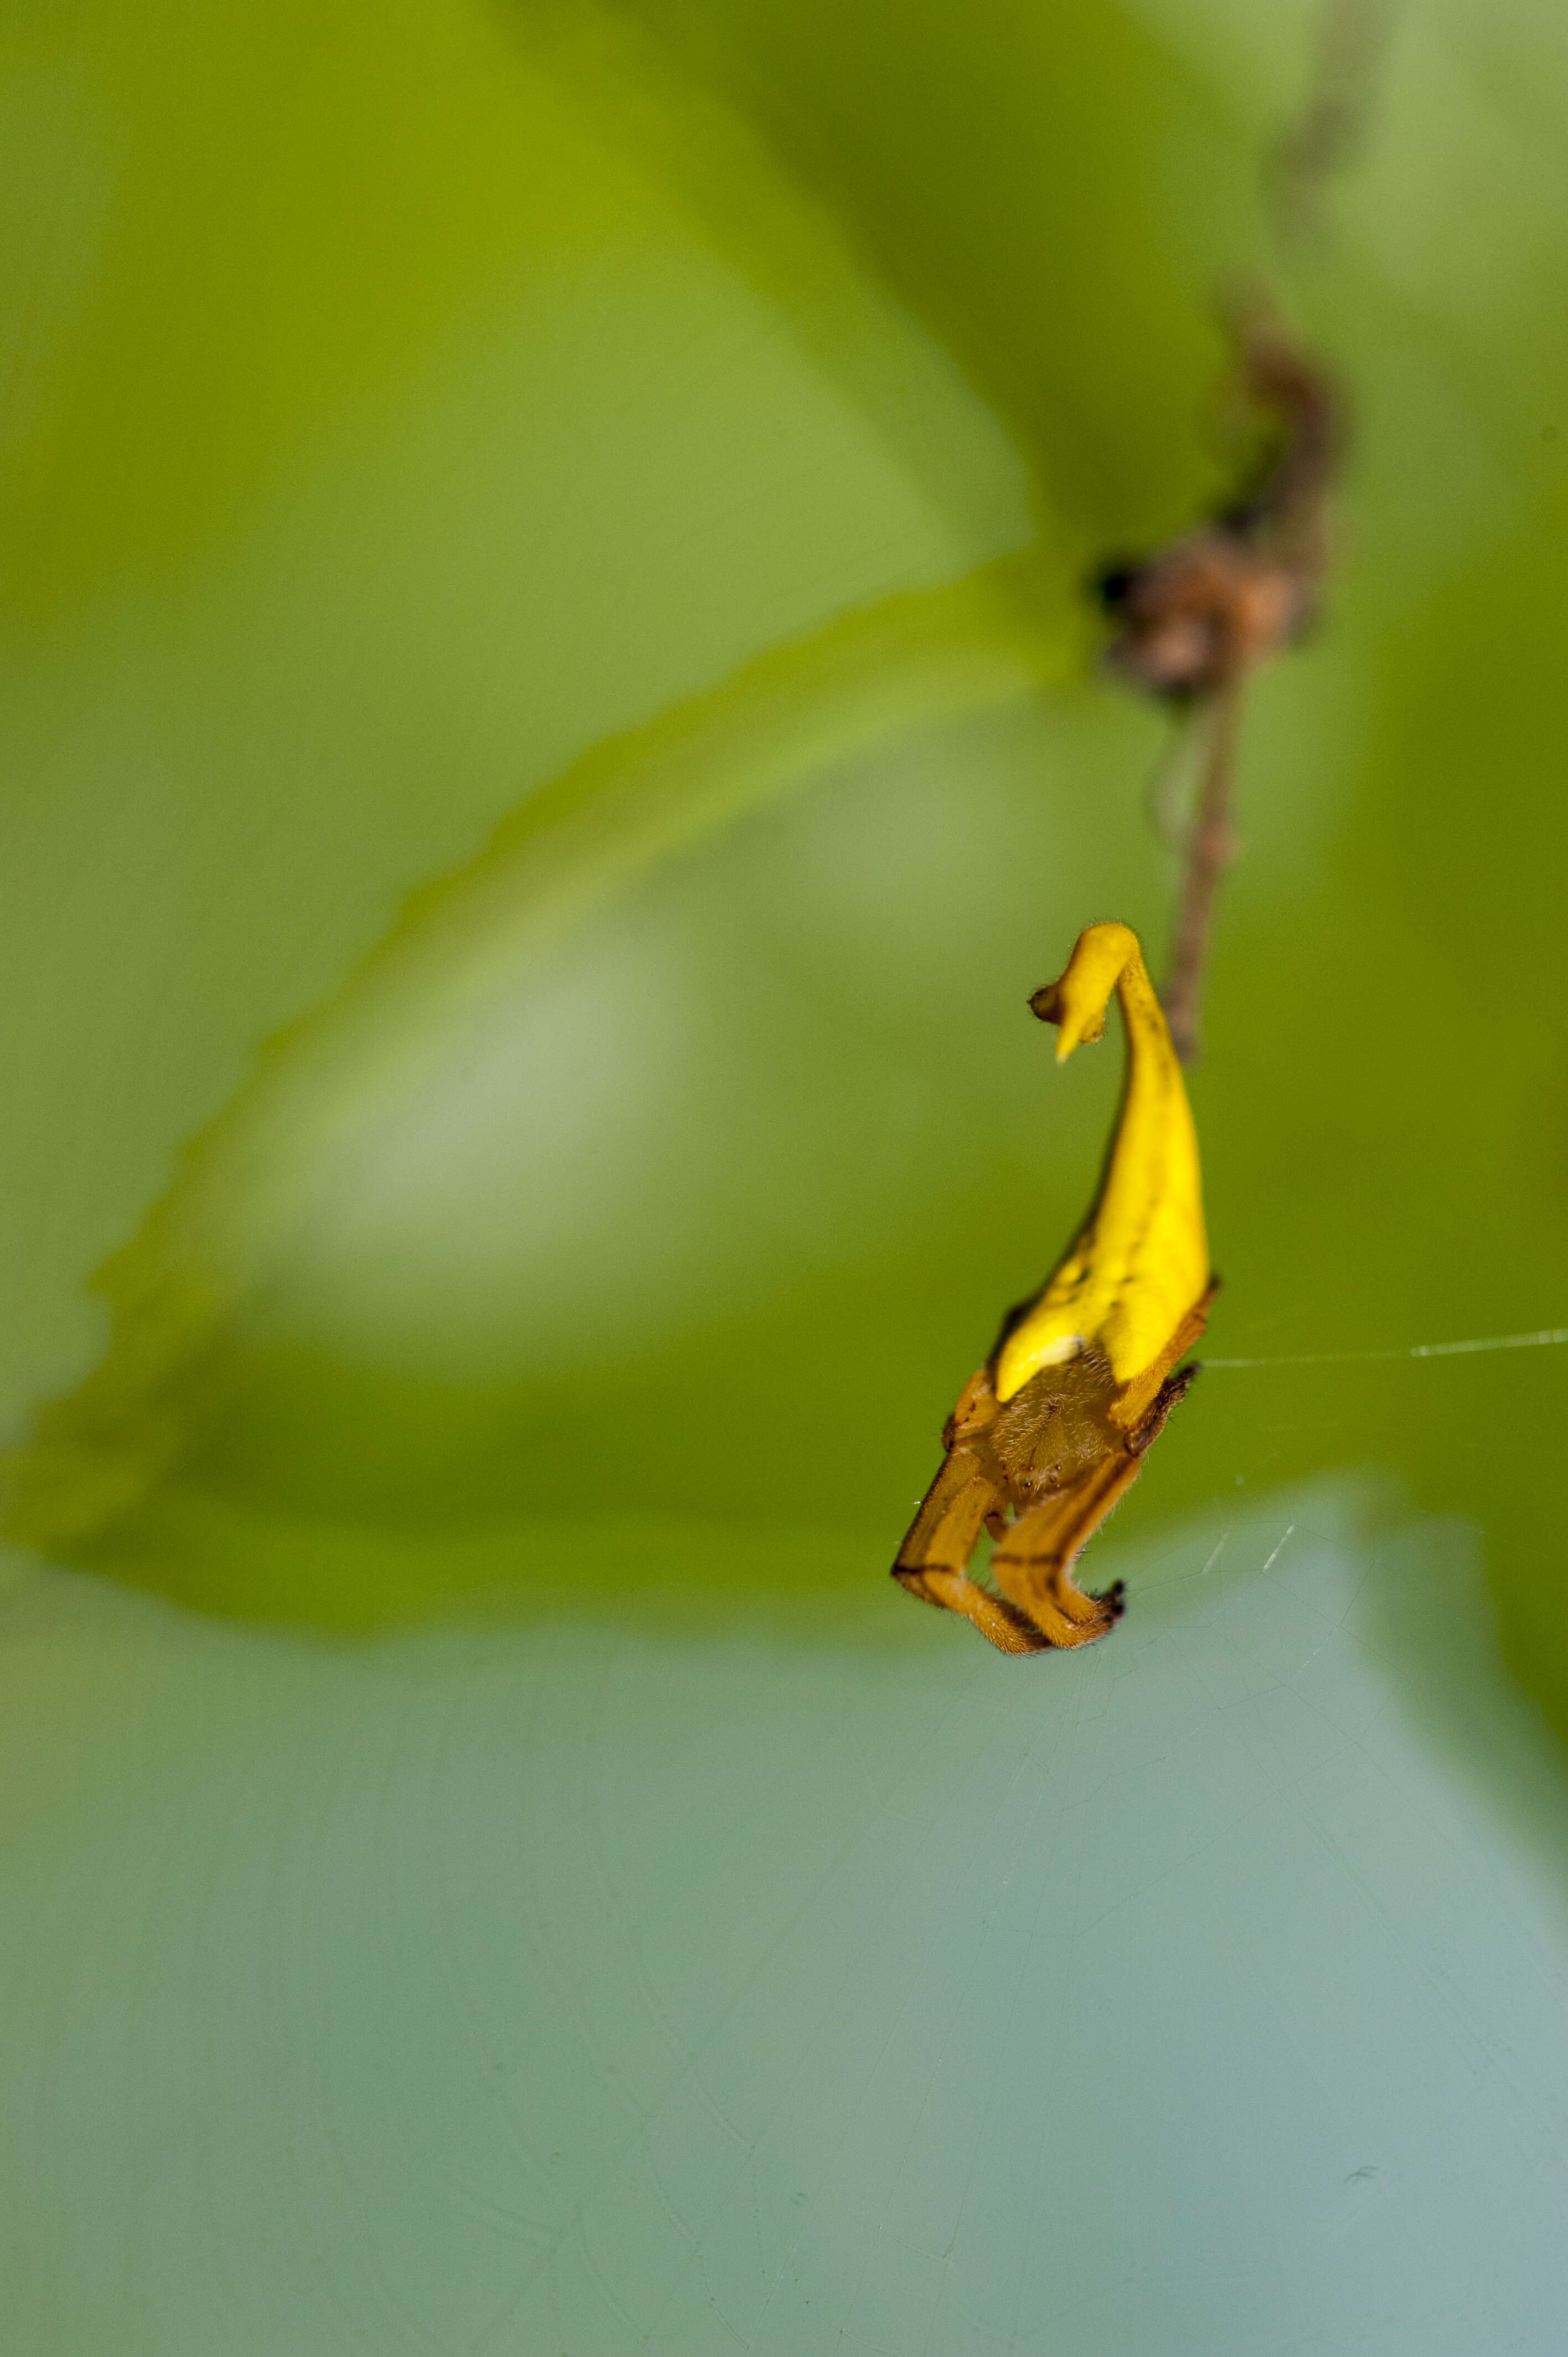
[1116,1357,1204,1450]
[900,1568,1045,1655]
[893,1443,1045,1655]
[989,1463,1139,1650]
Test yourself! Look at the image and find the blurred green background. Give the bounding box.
[4,0,1568,2349]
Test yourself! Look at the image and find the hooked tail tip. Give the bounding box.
[1029,979,1105,1062]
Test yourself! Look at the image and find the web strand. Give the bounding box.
[1205,1326,1568,1370]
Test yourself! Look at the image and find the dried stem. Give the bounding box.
[1266,0,1398,250]
[1098,316,1339,1059]
[1161,671,1247,1064]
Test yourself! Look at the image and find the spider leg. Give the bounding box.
[989,1454,1144,1648]
[899,1567,1047,1655]
[893,1447,1045,1655]
[1108,1286,1216,1435]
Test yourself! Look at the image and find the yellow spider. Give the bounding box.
[894,922,1216,1654]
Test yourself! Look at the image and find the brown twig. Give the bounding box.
[1095,311,1342,1062]
[1267,0,1398,249]
[1161,669,1246,1064]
